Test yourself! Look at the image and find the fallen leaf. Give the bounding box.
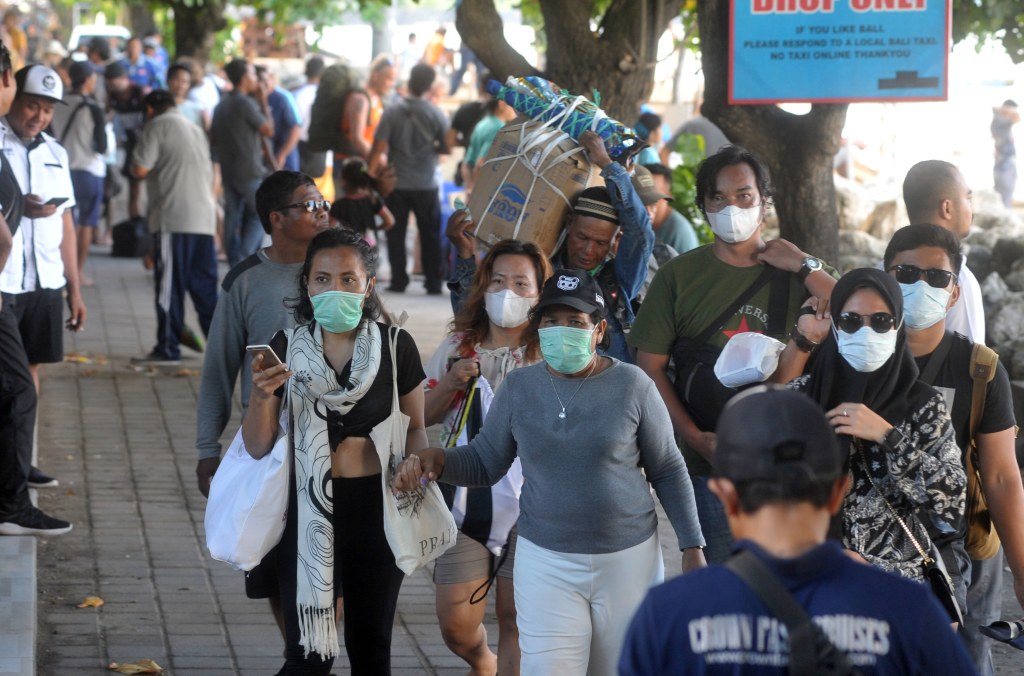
[66,488,76,496]
[108,660,164,674]
[77,596,104,608]
[81,368,97,377]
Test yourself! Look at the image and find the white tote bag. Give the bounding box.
[205,395,290,571]
[372,326,458,575]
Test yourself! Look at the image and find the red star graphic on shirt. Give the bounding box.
[722,315,763,339]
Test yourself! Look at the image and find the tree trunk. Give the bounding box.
[171,0,227,64]
[128,4,157,37]
[456,0,683,122]
[698,0,846,263]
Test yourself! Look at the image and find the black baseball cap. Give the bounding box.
[714,386,845,483]
[534,268,607,317]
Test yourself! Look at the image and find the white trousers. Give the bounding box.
[513,533,664,676]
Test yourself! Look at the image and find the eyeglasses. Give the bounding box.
[887,264,956,289]
[279,200,331,214]
[834,311,899,334]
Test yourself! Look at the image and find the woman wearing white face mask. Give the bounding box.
[421,239,551,676]
[397,269,706,676]
[785,268,965,583]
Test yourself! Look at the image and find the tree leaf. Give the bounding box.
[76,596,104,608]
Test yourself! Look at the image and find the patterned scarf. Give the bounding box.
[287,319,382,658]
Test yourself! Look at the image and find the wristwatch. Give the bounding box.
[798,256,823,282]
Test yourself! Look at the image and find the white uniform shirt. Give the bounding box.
[947,264,985,344]
[0,117,76,294]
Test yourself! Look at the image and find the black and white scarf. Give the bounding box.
[287,319,382,658]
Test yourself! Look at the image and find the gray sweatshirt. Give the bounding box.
[196,249,301,461]
[443,360,705,554]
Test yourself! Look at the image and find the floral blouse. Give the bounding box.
[790,374,966,581]
[423,332,532,444]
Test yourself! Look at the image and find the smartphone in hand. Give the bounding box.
[45,197,68,207]
[246,344,283,367]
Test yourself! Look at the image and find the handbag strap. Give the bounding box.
[855,442,932,564]
[692,265,776,346]
[725,550,861,676]
[388,325,400,413]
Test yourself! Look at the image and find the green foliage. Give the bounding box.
[669,133,711,245]
[952,0,1024,64]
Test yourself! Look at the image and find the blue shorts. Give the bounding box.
[71,170,104,227]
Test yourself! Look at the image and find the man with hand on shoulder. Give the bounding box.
[619,387,977,675]
[628,145,835,563]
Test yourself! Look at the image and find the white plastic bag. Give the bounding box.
[205,403,290,571]
[714,332,786,388]
[373,327,457,575]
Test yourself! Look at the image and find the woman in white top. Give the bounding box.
[423,239,551,676]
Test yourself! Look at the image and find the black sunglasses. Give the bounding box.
[888,264,956,289]
[834,311,899,334]
[279,200,331,214]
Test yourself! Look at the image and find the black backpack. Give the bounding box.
[306,63,366,155]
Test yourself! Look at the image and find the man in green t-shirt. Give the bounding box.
[628,145,836,563]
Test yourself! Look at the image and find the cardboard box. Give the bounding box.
[468,117,598,257]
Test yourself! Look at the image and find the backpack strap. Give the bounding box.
[692,266,775,347]
[918,332,955,386]
[968,343,998,436]
[725,550,861,676]
[59,100,91,144]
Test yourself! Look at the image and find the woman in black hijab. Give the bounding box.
[784,268,965,581]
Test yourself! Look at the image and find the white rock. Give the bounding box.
[981,272,1010,306]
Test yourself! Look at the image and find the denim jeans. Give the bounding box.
[691,475,734,564]
[223,179,265,267]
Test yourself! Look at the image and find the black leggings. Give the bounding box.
[278,474,406,675]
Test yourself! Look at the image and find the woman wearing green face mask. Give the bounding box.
[241,228,429,674]
[392,268,706,676]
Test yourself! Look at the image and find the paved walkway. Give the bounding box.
[16,245,1024,674]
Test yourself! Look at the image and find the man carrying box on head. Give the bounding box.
[447,130,654,363]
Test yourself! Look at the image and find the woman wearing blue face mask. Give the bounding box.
[421,239,551,676]
[785,267,965,583]
[392,268,706,676]
[242,228,428,675]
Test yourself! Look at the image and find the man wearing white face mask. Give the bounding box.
[903,160,984,344]
[630,145,836,563]
[883,224,1023,676]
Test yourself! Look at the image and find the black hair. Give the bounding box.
[902,160,959,224]
[86,36,111,62]
[695,145,774,219]
[408,63,436,97]
[305,56,325,80]
[642,162,672,186]
[0,40,10,75]
[732,460,837,512]
[527,305,611,351]
[483,97,501,115]
[636,112,661,141]
[883,223,963,276]
[255,170,316,234]
[143,89,175,115]
[339,157,375,192]
[288,228,386,325]
[224,59,250,87]
[166,63,192,84]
